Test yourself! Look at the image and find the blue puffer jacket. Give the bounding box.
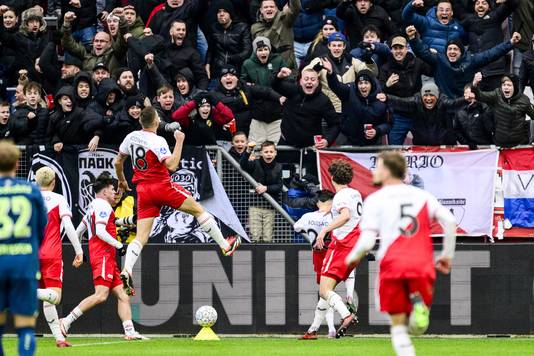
[293,0,325,43]
[402,3,465,54]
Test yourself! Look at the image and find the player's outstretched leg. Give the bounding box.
[112,285,148,341]
[60,286,110,336]
[122,217,155,296]
[320,277,357,339]
[300,298,329,340]
[408,292,429,336]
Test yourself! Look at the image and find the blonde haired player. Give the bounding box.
[34,167,83,348]
[346,151,456,356]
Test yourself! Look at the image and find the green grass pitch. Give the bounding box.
[3,336,534,355]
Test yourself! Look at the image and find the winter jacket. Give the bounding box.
[386,93,465,145]
[349,42,390,68]
[474,85,534,147]
[273,77,340,147]
[128,17,146,39]
[62,18,128,75]
[72,71,94,109]
[240,52,287,86]
[39,41,77,94]
[336,1,393,49]
[47,86,87,145]
[11,104,49,145]
[327,70,389,146]
[148,1,200,46]
[0,25,18,86]
[293,0,332,43]
[171,100,234,145]
[402,3,465,54]
[148,65,204,108]
[107,109,142,145]
[251,0,301,70]
[240,151,283,197]
[520,49,534,90]
[453,101,494,146]
[207,21,252,78]
[161,41,209,90]
[461,0,517,78]
[83,78,123,142]
[305,54,370,113]
[153,100,181,146]
[512,0,534,52]
[304,37,329,65]
[378,51,434,116]
[60,0,97,32]
[410,36,513,98]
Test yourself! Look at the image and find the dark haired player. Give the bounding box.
[115,106,240,296]
[314,160,363,338]
[346,151,456,356]
[59,174,146,341]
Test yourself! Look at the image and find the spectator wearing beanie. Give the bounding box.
[336,0,393,49]
[402,0,465,54]
[304,16,339,65]
[0,6,49,82]
[206,0,252,81]
[326,66,389,146]
[378,35,433,145]
[108,94,144,144]
[408,25,521,98]
[305,32,370,113]
[274,67,340,148]
[213,64,283,141]
[378,82,467,145]
[171,92,234,145]
[72,71,94,109]
[241,37,287,86]
[462,0,518,91]
[472,74,534,147]
[47,86,86,152]
[251,0,302,70]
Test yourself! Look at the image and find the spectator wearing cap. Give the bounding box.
[0,6,49,82]
[241,37,287,86]
[47,86,87,152]
[472,73,533,147]
[325,64,389,145]
[293,0,338,68]
[305,32,371,113]
[407,25,522,98]
[108,94,145,144]
[171,92,234,145]
[402,0,465,54]
[462,0,518,91]
[206,0,252,82]
[83,77,123,151]
[212,64,284,141]
[377,82,466,145]
[251,0,302,70]
[92,62,111,87]
[274,67,340,148]
[62,10,128,76]
[378,34,433,145]
[304,16,339,65]
[39,35,83,93]
[72,71,94,109]
[520,34,534,90]
[336,0,393,49]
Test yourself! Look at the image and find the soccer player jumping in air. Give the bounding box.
[314,160,362,338]
[34,167,84,347]
[346,151,456,356]
[114,106,240,296]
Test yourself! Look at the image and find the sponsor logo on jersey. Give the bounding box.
[99,211,108,218]
[159,147,168,154]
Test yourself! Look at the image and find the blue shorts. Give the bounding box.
[0,261,38,317]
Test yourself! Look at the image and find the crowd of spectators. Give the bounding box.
[1,0,533,153]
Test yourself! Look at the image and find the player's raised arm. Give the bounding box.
[164,130,185,172]
[430,197,457,274]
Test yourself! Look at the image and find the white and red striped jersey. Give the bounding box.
[119,130,172,185]
[39,191,72,260]
[331,188,363,241]
[360,184,449,280]
[84,198,117,259]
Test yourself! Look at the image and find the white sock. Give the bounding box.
[391,325,416,356]
[345,274,355,301]
[124,240,143,275]
[63,306,83,331]
[43,302,64,342]
[123,320,135,336]
[37,289,59,304]
[308,298,328,332]
[326,291,350,319]
[198,212,230,249]
[326,307,335,333]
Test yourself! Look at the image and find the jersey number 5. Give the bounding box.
[399,203,418,237]
[0,196,32,240]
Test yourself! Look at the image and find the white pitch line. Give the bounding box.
[72,340,143,347]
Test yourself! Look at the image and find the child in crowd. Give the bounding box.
[228,131,248,161]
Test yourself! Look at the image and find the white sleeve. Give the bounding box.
[58,196,72,219]
[94,200,113,225]
[95,224,123,249]
[427,195,456,259]
[76,219,87,241]
[152,137,172,162]
[294,214,309,233]
[347,197,379,261]
[119,135,131,156]
[62,216,83,255]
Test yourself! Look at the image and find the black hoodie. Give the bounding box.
[72,72,94,109]
[47,85,87,144]
[83,78,123,142]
